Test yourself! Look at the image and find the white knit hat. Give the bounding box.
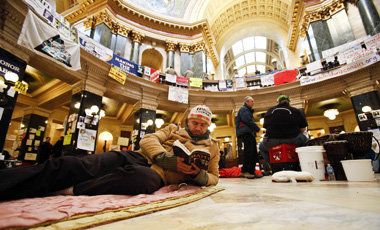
[188,105,212,125]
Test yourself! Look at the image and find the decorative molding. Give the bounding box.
[210,0,292,45]
[287,0,304,51]
[300,0,346,38]
[193,41,206,53]
[131,30,145,43]
[165,40,177,52]
[179,43,191,53]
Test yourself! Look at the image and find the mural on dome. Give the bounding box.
[127,0,191,18]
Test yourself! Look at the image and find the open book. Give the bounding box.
[172,140,211,170]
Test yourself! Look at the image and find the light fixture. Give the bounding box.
[224,137,230,142]
[208,123,216,132]
[99,109,105,119]
[74,102,80,109]
[4,71,19,84]
[99,131,113,152]
[362,106,372,113]
[260,118,264,125]
[147,119,153,126]
[85,105,100,117]
[324,108,339,120]
[155,118,164,128]
[0,72,20,107]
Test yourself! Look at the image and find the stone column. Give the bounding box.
[88,16,97,39]
[131,89,159,150]
[356,0,380,35]
[192,41,207,78]
[110,21,119,53]
[165,41,177,70]
[0,48,27,152]
[62,81,105,156]
[130,31,145,64]
[179,43,192,76]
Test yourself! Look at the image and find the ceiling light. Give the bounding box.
[260,118,264,125]
[208,123,216,132]
[362,106,372,113]
[324,108,339,120]
[224,137,229,142]
[155,118,164,128]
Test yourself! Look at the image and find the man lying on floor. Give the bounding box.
[0,105,220,200]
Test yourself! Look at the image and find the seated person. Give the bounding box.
[259,95,308,163]
[0,105,220,201]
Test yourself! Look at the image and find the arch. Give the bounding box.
[141,48,163,71]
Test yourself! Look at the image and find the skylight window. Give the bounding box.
[245,52,255,64]
[235,56,245,67]
[238,68,246,77]
[232,41,243,56]
[255,36,267,49]
[242,37,254,51]
[246,65,256,74]
[256,52,266,63]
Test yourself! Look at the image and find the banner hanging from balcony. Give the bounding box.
[78,32,113,62]
[17,10,81,70]
[189,78,202,88]
[108,66,127,85]
[274,69,298,85]
[106,54,138,76]
[168,86,188,104]
[300,51,380,85]
[176,76,189,87]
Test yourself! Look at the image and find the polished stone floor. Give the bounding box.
[91,174,380,230]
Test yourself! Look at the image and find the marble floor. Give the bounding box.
[91,174,380,230]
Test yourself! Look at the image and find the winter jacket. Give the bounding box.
[235,104,260,137]
[138,123,220,186]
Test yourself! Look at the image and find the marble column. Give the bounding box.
[350,91,380,131]
[130,31,145,64]
[165,41,177,70]
[16,107,50,163]
[308,20,334,60]
[0,48,27,152]
[109,22,119,53]
[356,0,380,35]
[88,16,97,39]
[62,82,104,156]
[179,43,192,76]
[192,41,207,78]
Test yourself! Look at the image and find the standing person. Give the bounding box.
[259,95,309,163]
[235,96,262,179]
[0,105,219,201]
[52,136,64,158]
[37,137,53,164]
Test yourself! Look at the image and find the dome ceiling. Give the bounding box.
[124,0,194,19]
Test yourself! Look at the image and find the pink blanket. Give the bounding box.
[0,185,203,229]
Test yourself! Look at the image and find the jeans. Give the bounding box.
[259,133,308,164]
[0,151,163,200]
[240,133,258,174]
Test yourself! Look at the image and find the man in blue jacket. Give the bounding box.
[236,96,262,179]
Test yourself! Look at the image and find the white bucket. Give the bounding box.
[341,159,376,181]
[296,146,325,181]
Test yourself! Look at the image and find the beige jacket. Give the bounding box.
[138,123,220,186]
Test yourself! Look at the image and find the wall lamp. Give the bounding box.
[0,71,19,106]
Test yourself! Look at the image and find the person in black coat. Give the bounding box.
[37,137,53,164]
[259,95,308,163]
[235,96,262,179]
[52,136,64,158]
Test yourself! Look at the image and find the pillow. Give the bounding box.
[272,170,314,183]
